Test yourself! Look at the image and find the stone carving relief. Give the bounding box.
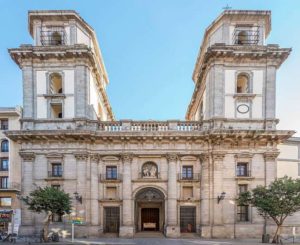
[142,162,158,178]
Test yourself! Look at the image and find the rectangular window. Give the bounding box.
[106,166,117,180]
[238,184,248,194]
[0,197,11,207]
[182,166,193,179]
[182,187,193,199]
[51,163,62,177]
[51,185,61,190]
[0,120,8,130]
[0,177,9,189]
[50,104,63,119]
[106,187,117,199]
[0,159,9,171]
[236,163,249,176]
[237,205,249,222]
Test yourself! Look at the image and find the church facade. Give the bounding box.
[6,10,294,238]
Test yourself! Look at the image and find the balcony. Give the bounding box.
[48,170,63,178]
[0,182,20,191]
[178,173,201,182]
[99,174,122,182]
[236,170,254,180]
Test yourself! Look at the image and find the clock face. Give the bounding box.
[237,104,249,114]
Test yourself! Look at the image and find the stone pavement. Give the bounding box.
[9,237,300,245]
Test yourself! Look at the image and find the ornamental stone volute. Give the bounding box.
[264,151,280,161]
[212,152,226,161]
[74,152,88,161]
[90,154,99,162]
[166,153,178,162]
[121,153,134,163]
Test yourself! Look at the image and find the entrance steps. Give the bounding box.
[180,233,200,239]
[135,232,165,238]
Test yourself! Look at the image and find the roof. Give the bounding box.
[0,106,22,116]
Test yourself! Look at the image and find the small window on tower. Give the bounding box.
[52,31,63,46]
[236,74,249,93]
[50,73,63,94]
[50,104,63,119]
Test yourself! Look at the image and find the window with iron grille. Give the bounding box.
[233,26,259,45]
[51,185,61,190]
[238,184,248,194]
[0,159,9,171]
[1,140,8,152]
[237,205,249,222]
[236,163,249,176]
[106,166,117,180]
[40,26,67,46]
[0,177,9,189]
[52,163,62,177]
[182,166,193,179]
[0,120,8,130]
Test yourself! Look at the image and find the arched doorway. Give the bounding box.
[134,187,165,232]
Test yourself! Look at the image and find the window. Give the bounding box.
[182,187,193,199]
[0,120,8,130]
[50,104,63,119]
[106,187,117,199]
[238,184,248,194]
[0,177,8,189]
[50,73,63,94]
[237,205,249,222]
[51,163,62,177]
[236,163,249,177]
[0,159,9,171]
[182,166,193,179]
[51,185,61,190]
[106,166,117,180]
[0,197,11,207]
[1,140,9,152]
[236,74,249,93]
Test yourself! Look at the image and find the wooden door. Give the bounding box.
[141,208,159,231]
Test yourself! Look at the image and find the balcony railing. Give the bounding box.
[233,28,260,45]
[0,182,20,190]
[99,174,122,181]
[98,121,203,132]
[236,170,252,178]
[178,173,201,181]
[48,171,63,178]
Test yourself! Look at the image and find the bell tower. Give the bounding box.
[9,10,114,130]
[186,10,290,130]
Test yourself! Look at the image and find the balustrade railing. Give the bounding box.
[98,121,202,132]
[178,173,201,181]
[99,174,122,181]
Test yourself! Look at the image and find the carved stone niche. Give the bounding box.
[142,162,158,179]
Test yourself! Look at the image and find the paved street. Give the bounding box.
[13,237,298,245]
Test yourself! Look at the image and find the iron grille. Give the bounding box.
[233,26,260,45]
[40,27,67,46]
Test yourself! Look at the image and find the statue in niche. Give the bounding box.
[142,162,157,178]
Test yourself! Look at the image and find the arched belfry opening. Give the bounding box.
[134,187,165,233]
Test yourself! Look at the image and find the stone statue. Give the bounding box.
[150,166,157,177]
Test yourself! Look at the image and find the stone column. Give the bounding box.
[200,153,211,238]
[74,152,88,236]
[22,66,34,119]
[90,154,99,235]
[166,153,180,238]
[264,151,279,186]
[119,153,134,238]
[75,65,88,118]
[19,152,35,235]
[265,65,277,119]
[212,152,225,238]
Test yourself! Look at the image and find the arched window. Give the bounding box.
[1,140,8,152]
[236,74,250,93]
[52,31,62,45]
[141,162,158,178]
[237,30,249,45]
[50,73,63,94]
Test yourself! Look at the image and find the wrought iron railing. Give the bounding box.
[99,174,122,181]
[48,170,63,178]
[178,173,201,181]
[233,28,259,45]
[40,27,67,46]
[236,169,252,177]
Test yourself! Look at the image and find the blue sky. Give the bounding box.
[0,0,299,134]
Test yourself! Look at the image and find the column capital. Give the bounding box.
[166,153,178,162]
[19,151,35,161]
[199,153,210,162]
[121,153,134,163]
[74,152,88,160]
[212,151,225,161]
[90,154,99,162]
[264,151,279,161]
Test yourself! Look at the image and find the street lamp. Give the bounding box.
[217,192,226,204]
[73,192,82,204]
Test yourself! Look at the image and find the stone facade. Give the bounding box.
[4,10,295,239]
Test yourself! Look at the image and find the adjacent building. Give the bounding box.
[0,107,21,233]
[4,10,295,239]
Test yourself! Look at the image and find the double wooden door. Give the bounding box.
[141,208,159,231]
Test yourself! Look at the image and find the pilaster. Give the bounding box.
[264,151,279,186]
